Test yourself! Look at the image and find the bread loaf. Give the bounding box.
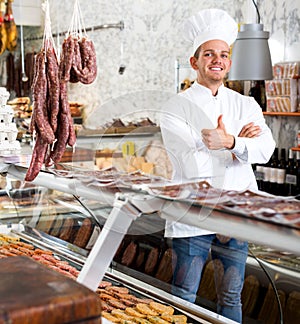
[258,284,286,324]
[155,248,176,283]
[59,217,76,242]
[144,247,159,275]
[36,214,57,234]
[241,275,260,317]
[121,241,137,267]
[49,214,64,237]
[285,291,300,324]
[135,247,146,270]
[72,217,93,248]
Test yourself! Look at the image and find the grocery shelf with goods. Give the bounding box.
[253,147,300,197]
[73,128,173,179]
[265,62,300,113]
[0,158,300,323]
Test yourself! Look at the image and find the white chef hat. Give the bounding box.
[183,9,238,55]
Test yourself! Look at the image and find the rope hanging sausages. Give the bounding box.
[25,0,98,182]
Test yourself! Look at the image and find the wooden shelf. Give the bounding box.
[291,147,300,151]
[263,112,300,117]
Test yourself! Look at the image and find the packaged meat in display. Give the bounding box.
[1,160,300,324]
[0,229,205,324]
[155,248,176,283]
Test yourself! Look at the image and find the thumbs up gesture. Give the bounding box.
[201,115,235,150]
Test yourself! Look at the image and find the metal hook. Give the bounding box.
[20,25,28,82]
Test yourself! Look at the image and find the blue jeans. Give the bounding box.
[172,235,248,323]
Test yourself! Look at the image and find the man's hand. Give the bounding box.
[238,122,261,138]
[201,115,235,150]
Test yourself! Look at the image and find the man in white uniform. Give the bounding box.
[160,8,275,323]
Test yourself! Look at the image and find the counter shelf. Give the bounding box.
[3,162,300,256]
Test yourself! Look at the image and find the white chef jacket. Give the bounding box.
[160,81,276,237]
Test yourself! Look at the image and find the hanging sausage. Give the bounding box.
[25,0,97,182]
[0,0,7,55]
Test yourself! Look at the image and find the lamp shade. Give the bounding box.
[228,23,273,81]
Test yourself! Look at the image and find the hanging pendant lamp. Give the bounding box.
[228,23,273,81]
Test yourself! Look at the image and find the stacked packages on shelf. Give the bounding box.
[0,87,21,156]
[265,61,300,112]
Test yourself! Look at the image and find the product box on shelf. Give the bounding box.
[273,61,300,79]
[266,62,300,112]
[266,96,298,112]
[265,79,298,97]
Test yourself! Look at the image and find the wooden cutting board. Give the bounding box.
[0,256,102,324]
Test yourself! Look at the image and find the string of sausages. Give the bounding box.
[25,36,97,181]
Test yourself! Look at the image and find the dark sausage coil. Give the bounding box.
[71,37,97,84]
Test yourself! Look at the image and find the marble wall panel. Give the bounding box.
[1,0,299,148]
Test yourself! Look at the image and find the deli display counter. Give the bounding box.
[0,161,299,324]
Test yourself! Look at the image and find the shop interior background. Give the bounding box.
[0,0,299,149]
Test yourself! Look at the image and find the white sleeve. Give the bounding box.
[230,136,248,160]
[160,97,230,182]
[230,97,276,164]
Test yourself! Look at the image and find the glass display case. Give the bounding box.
[0,158,299,324]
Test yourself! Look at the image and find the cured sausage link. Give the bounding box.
[25,135,48,182]
[31,51,55,144]
[59,35,75,82]
[50,82,75,163]
[46,47,60,133]
[67,112,77,147]
[69,37,80,83]
[71,37,97,84]
[50,111,69,163]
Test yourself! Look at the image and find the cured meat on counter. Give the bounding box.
[0,256,102,324]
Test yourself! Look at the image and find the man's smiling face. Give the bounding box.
[190,39,232,86]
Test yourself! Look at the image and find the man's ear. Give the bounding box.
[227,59,232,71]
[190,56,198,70]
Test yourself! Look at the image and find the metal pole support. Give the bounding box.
[77,193,141,291]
